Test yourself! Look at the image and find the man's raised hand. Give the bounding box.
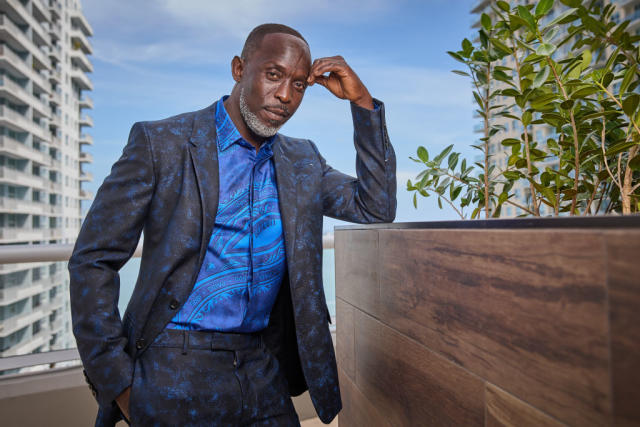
[307,56,374,110]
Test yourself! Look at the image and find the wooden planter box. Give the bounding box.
[335,216,640,426]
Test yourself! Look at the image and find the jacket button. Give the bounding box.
[135,338,145,350]
[169,299,179,310]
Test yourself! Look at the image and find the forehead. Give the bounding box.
[249,33,311,72]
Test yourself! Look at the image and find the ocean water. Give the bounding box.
[117,248,337,318]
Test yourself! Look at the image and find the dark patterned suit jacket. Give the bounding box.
[68,99,396,426]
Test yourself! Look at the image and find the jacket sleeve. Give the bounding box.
[309,98,396,223]
[68,121,155,407]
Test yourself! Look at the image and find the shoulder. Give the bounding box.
[276,133,317,157]
[136,102,215,143]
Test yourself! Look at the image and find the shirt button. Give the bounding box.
[169,299,179,310]
[135,338,145,350]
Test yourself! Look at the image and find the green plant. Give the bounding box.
[409,0,640,218]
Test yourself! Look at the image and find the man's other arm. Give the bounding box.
[309,99,397,223]
[68,122,155,408]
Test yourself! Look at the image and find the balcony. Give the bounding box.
[78,171,93,181]
[0,136,47,165]
[70,9,93,37]
[79,114,93,128]
[70,68,93,91]
[78,151,92,164]
[49,89,61,106]
[70,28,92,55]
[79,133,93,145]
[0,165,46,189]
[0,76,48,119]
[49,0,61,19]
[70,47,93,73]
[0,45,48,91]
[0,196,47,215]
[79,188,93,199]
[0,226,45,242]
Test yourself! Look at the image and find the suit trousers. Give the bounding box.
[124,328,301,426]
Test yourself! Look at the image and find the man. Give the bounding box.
[69,23,396,426]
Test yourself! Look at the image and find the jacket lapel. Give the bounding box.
[188,101,220,265]
[272,134,298,270]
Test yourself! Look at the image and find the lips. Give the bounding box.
[263,106,289,121]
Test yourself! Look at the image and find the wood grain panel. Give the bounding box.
[485,384,565,427]
[606,230,640,426]
[376,229,610,426]
[338,368,391,427]
[335,230,380,315]
[354,308,484,426]
[336,298,356,381]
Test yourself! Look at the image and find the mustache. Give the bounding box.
[264,104,291,117]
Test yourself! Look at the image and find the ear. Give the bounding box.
[231,56,244,83]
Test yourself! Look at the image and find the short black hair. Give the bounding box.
[241,23,308,61]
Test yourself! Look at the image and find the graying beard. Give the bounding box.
[239,88,280,138]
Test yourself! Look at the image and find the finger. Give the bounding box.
[308,57,346,83]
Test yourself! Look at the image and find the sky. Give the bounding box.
[80,0,479,233]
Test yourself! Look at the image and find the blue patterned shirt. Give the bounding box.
[165,96,286,332]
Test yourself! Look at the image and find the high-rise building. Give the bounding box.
[0,0,92,360]
[471,0,640,217]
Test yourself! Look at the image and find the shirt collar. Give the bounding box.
[215,95,243,152]
[215,95,277,153]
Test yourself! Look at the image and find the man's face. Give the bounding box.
[237,33,311,137]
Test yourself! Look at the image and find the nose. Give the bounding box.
[274,80,292,104]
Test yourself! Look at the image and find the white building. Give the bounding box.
[471,0,640,217]
[0,0,92,361]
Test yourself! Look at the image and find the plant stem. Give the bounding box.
[425,189,465,219]
[504,198,536,215]
[545,57,581,215]
[510,34,540,216]
[483,63,491,219]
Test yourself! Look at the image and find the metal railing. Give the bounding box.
[0,235,335,372]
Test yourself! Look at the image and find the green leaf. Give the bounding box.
[462,38,473,56]
[543,7,578,29]
[629,155,640,171]
[413,192,417,208]
[501,138,521,146]
[417,146,429,162]
[452,70,470,77]
[450,186,462,201]
[619,66,636,95]
[497,0,510,12]
[522,110,532,126]
[560,99,575,110]
[448,153,460,170]
[434,144,454,164]
[543,26,560,43]
[623,94,640,117]
[517,5,536,30]
[580,50,592,70]
[533,65,550,88]
[481,13,491,30]
[602,72,614,88]
[535,0,554,18]
[606,140,638,156]
[498,192,508,204]
[503,171,522,180]
[438,197,443,209]
[536,43,556,56]
[473,91,484,109]
[490,38,513,55]
[447,51,466,63]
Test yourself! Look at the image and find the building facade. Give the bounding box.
[0,0,92,360]
[471,0,640,217]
